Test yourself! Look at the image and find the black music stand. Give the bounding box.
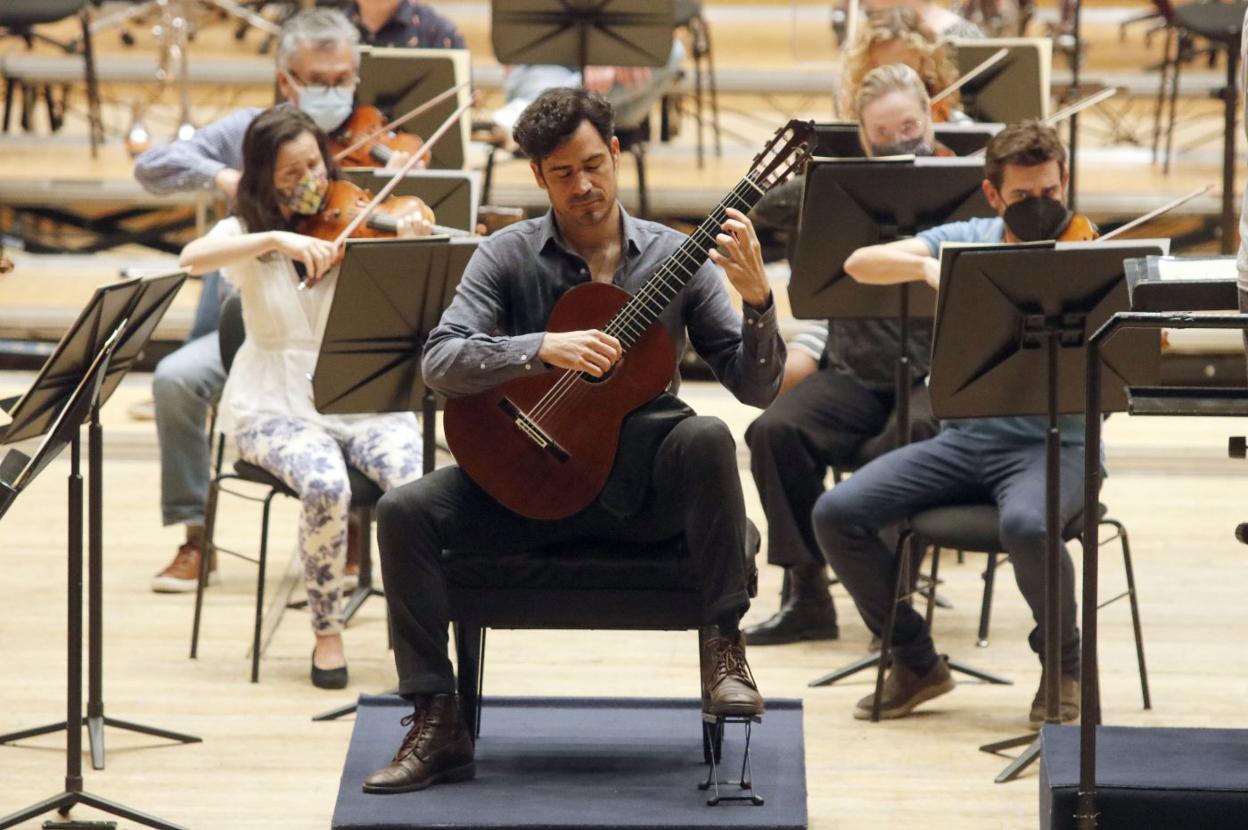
[490,0,675,80]
[310,236,478,722]
[812,121,1003,158]
[950,38,1051,125]
[789,157,997,688]
[356,47,472,170]
[928,241,1163,785]
[0,325,187,830]
[0,272,200,772]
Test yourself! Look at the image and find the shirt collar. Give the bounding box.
[352,0,415,39]
[536,202,644,260]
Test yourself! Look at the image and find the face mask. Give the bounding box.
[280,168,328,215]
[1002,195,1072,242]
[869,136,933,157]
[291,81,354,133]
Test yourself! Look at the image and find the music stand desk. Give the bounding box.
[490,0,675,76]
[950,37,1052,124]
[929,241,1164,787]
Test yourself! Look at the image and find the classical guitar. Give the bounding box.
[444,119,816,520]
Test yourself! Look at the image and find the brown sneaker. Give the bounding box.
[700,625,765,717]
[362,694,475,794]
[1028,672,1080,729]
[151,542,218,593]
[854,656,955,720]
[343,518,361,593]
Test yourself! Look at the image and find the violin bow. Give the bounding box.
[930,48,1008,106]
[333,92,479,246]
[332,80,472,163]
[1097,185,1212,241]
[967,86,1118,158]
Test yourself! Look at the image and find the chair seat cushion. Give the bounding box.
[1174,2,1247,45]
[231,460,383,508]
[443,536,696,591]
[910,503,1107,553]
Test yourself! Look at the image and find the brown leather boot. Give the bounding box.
[362,694,475,794]
[700,625,765,717]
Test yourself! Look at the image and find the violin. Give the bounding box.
[930,98,954,124]
[296,178,436,242]
[1058,213,1099,242]
[329,105,425,168]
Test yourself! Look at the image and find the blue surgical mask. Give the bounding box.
[291,80,354,134]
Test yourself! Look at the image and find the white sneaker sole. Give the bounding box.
[151,570,220,594]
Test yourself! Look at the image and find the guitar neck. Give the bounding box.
[605,175,766,350]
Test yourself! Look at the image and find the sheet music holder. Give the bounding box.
[0,271,200,772]
[490,0,675,77]
[789,156,991,319]
[357,46,472,170]
[310,235,478,722]
[929,240,1164,785]
[812,121,1003,158]
[0,325,186,830]
[949,37,1052,124]
[341,168,480,233]
[1124,254,1239,312]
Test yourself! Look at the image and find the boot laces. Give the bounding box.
[393,708,437,762]
[707,634,756,689]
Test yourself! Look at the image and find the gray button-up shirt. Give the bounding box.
[422,204,785,408]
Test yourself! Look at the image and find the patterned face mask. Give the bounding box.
[280,168,329,215]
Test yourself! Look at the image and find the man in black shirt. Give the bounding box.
[347,0,465,49]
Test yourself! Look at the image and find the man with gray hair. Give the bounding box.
[134,7,417,594]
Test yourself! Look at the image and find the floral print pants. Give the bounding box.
[234,413,422,635]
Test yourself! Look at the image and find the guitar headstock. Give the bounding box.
[748,119,816,192]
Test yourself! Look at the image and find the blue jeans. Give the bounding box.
[153,333,225,526]
[812,429,1084,675]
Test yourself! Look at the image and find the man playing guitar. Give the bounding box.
[364,87,785,794]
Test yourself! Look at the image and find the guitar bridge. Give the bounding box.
[498,398,570,462]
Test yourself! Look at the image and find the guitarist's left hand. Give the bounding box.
[708,207,771,310]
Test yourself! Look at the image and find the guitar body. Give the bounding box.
[443,281,677,521]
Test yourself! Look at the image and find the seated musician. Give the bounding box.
[133,8,430,595]
[812,121,1084,722]
[346,0,465,49]
[863,0,984,39]
[838,8,969,122]
[177,106,431,688]
[745,61,945,647]
[362,87,782,794]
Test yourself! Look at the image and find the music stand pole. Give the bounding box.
[1068,0,1083,213]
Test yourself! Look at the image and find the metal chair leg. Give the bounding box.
[978,552,1000,647]
[1108,519,1150,709]
[871,532,914,721]
[251,491,276,684]
[190,476,222,659]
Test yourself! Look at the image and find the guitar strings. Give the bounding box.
[525,178,761,427]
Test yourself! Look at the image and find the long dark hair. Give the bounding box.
[235,104,340,233]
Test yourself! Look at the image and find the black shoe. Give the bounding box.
[744,563,838,646]
[311,649,348,690]
[363,694,476,794]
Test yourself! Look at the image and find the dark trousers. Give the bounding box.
[377,415,754,696]
[1239,287,1248,379]
[745,368,938,569]
[811,429,1084,676]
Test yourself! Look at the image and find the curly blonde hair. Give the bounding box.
[840,7,959,118]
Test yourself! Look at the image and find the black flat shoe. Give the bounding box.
[311,649,348,690]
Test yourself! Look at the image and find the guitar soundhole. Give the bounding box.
[580,358,620,385]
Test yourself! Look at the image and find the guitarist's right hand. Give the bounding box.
[538,330,622,377]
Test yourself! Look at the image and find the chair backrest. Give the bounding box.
[0,0,87,29]
[218,295,246,374]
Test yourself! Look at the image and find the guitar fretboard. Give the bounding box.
[604,174,766,349]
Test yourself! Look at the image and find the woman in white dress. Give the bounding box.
[179,105,432,688]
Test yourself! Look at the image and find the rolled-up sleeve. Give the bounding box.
[681,262,784,408]
[421,245,548,397]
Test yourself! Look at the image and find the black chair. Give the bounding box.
[672,0,721,168]
[0,0,103,154]
[1164,2,1246,252]
[446,522,761,757]
[865,502,1150,721]
[190,296,385,682]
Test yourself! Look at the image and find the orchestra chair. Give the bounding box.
[444,522,761,755]
[189,296,384,683]
[0,0,103,153]
[864,502,1150,722]
[1148,0,1223,174]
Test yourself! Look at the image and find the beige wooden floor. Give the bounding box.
[1,371,1247,829]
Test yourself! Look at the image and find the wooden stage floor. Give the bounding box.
[1,372,1247,828]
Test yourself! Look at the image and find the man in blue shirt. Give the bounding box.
[813,121,1086,724]
[363,88,784,794]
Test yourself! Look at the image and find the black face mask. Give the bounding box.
[1002,195,1072,242]
[869,136,934,157]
